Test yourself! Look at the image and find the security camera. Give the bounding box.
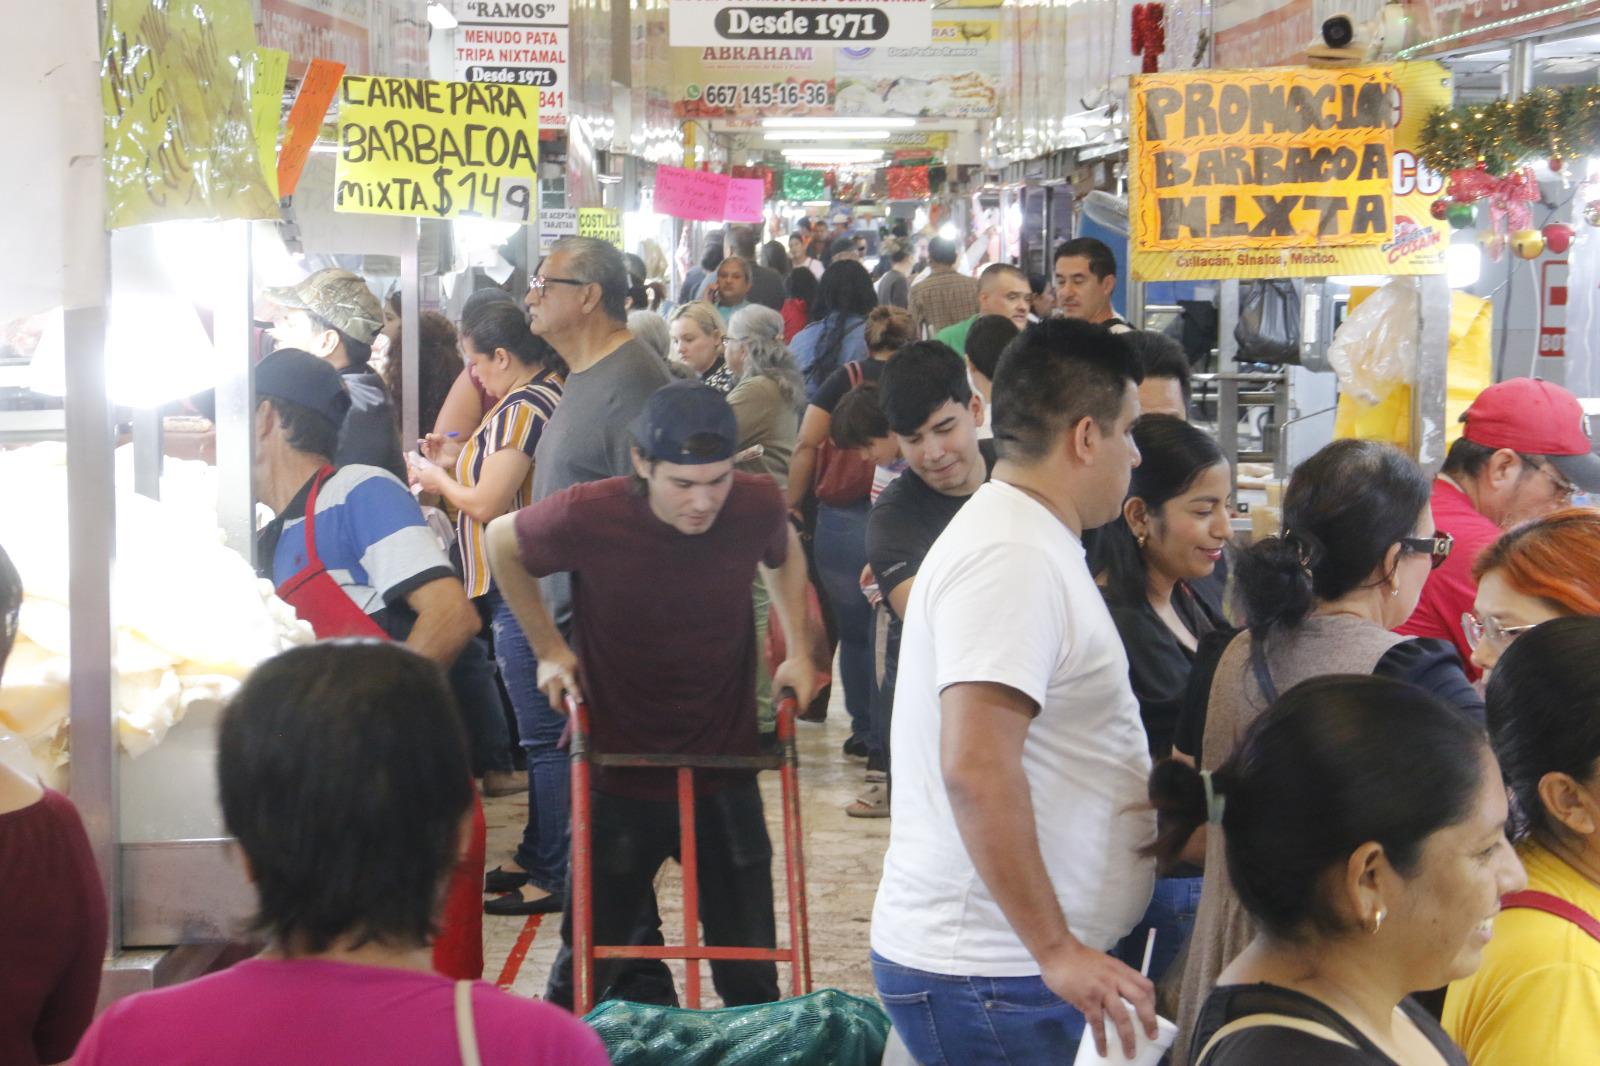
[1322,14,1356,49]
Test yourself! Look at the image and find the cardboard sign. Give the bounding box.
[670,0,933,48]
[578,206,623,247]
[101,0,280,227]
[724,178,765,222]
[656,165,732,221]
[1132,63,1451,280]
[278,58,346,198]
[334,76,541,220]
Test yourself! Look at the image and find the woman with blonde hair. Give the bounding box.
[668,302,734,393]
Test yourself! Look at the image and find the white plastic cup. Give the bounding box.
[1071,1003,1179,1066]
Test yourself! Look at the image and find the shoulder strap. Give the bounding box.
[1195,1013,1357,1065]
[846,359,864,388]
[454,980,483,1066]
[300,465,337,568]
[1502,889,1600,943]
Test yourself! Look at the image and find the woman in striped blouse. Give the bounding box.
[411,299,568,917]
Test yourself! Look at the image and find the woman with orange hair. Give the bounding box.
[1466,507,1600,673]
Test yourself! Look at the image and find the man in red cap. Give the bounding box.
[1399,377,1600,676]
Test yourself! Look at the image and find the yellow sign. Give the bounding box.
[334,76,541,221]
[578,207,623,248]
[251,48,290,200]
[1132,64,1452,281]
[101,0,280,228]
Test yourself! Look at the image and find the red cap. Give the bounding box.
[1461,378,1600,491]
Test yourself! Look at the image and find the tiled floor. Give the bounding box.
[481,683,890,1005]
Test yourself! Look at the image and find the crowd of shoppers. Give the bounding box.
[18,222,1600,1066]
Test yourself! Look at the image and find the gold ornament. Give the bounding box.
[1511,229,1546,259]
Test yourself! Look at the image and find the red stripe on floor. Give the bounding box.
[495,913,544,990]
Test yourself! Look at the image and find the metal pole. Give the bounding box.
[400,219,421,446]
[1507,39,1535,101]
[214,221,256,563]
[131,407,163,499]
[1412,273,1452,472]
[65,300,119,953]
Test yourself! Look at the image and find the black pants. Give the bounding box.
[545,775,781,1011]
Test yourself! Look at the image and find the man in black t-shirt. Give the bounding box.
[848,341,995,818]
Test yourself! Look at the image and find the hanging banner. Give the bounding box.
[333,76,541,220]
[451,0,569,130]
[673,42,833,118]
[834,11,1000,118]
[669,0,933,48]
[724,177,766,221]
[102,0,281,228]
[783,168,827,201]
[1131,64,1451,281]
[886,165,929,200]
[578,206,624,247]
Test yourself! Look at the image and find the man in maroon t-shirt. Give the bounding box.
[1399,378,1600,678]
[486,380,816,1010]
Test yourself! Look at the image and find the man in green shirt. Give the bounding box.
[935,263,1032,357]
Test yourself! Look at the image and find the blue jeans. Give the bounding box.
[488,590,570,895]
[1113,875,1203,985]
[446,633,514,775]
[814,500,873,749]
[872,951,1085,1065]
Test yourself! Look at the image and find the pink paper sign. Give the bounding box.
[656,165,731,222]
[723,177,765,222]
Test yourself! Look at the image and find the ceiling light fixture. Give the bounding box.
[764,117,917,130]
[763,131,892,142]
[781,149,885,164]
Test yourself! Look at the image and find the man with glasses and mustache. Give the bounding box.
[1400,377,1600,679]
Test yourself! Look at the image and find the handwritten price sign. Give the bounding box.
[334,76,541,220]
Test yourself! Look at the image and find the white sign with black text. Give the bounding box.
[669,0,932,49]
[452,0,569,129]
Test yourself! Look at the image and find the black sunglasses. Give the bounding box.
[1400,530,1453,570]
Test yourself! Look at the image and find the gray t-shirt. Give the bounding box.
[530,337,670,625]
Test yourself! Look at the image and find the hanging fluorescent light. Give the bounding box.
[781,148,885,164]
[426,2,458,29]
[764,131,892,142]
[764,117,917,130]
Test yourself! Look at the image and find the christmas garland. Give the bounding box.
[1419,86,1600,176]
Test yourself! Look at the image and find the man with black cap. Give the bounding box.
[262,267,406,480]
[1400,376,1600,676]
[252,348,479,664]
[485,380,818,1010]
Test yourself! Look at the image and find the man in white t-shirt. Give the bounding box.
[870,318,1159,1064]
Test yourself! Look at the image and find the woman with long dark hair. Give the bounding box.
[1090,415,1231,985]
[410,299,570,918]
[1444,617,1600,1062]
[1169,438,1481,1058]
[788,260,877,402]
[1151,675,1522,1064]
[781,267,819,344]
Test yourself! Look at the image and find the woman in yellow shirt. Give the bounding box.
[1443,616,1600,1063]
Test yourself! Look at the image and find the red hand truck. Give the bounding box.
[567,690,813,1014]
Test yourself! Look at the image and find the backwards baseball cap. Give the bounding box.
[630,380,738,465]
[262,268,384,345]
[255,348,352,432]
[1461,377,1600,491]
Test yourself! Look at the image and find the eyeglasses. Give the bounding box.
[528,275,588,298]
[1521,456,1578,504]
[1399,530,1454,569]
[1462,610,1539,650]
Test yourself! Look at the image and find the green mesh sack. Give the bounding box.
[584,989,890,1066]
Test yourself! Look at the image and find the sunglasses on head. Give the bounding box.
[1399,531,1453,570]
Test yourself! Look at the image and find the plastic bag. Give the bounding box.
[1234,280,1301,364]
[585,989,891,1066]
[1327,279,1420,405]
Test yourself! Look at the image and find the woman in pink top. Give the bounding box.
[72,642,609,1066]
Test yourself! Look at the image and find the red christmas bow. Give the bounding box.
[1448,166,1540,234]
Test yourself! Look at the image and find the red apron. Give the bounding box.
[273,465,486,980]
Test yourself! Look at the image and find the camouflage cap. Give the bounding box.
[262,268,384,345]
